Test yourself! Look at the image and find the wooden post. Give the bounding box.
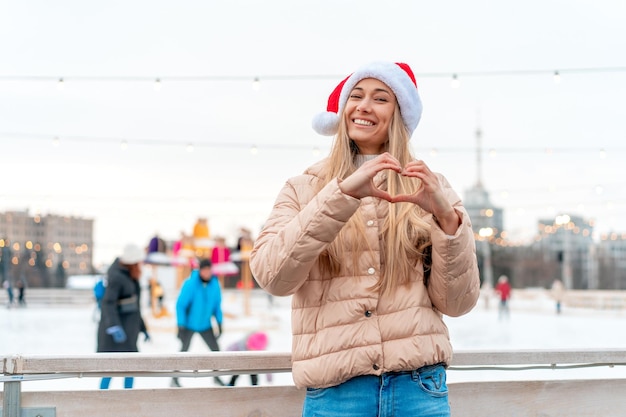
[240,239,253,316]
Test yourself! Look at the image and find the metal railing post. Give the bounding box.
[2,380,21,417]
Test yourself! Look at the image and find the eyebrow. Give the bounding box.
[352,86,392,94]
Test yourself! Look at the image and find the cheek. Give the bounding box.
[343,103,358,119]
[379,109,395,126]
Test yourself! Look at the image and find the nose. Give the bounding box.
[356,98,372,112]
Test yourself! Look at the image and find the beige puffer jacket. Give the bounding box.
[250,159,480,389]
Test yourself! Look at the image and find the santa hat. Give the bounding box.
[312,61,422,137]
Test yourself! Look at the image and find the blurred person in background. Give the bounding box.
[97,243,150,389]
[495,275,512,320]
[172,258,224,387]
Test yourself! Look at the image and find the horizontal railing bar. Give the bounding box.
[4,362,626,384]
[451,348,626,366]
[0,369,288,383]
[3,349,626,376]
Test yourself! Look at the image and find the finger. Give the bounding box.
[371,189,393,202]
[390,194,414,203]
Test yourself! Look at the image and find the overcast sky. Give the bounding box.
[1,0,625,266]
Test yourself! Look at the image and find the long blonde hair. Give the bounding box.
[318,102,432,294]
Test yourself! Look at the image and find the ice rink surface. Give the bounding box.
[2,288,626,391]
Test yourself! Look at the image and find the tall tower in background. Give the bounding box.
[463,125,504,237]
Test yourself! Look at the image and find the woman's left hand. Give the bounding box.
[391,160,461,235]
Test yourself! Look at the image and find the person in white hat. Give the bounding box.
[96,243,150,389]
[250,61,480,416]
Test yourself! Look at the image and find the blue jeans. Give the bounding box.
[100,377,134,389]
[302,363,449,417]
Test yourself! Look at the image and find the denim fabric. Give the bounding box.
[99,377,134,389]
[302,363,449,417]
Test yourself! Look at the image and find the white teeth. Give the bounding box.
[354,119,373,126]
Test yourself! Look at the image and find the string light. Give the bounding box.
[153,78,162,91]
[56,78,64,91]
[186,143,194,152]
[553,70,561,84]
[2,132,625,156]
[252,77,261,91]
[450,73,460,88]
[1,66,624,84]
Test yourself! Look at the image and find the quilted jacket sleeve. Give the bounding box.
[426,174,480,317]
[250,177,361,296]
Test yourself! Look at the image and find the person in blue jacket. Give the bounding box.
[171,258,224,387]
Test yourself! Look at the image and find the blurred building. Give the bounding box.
[463,126,504,237]
[464,184,505,237]
[534,214,596,289]
[596,232,626,290]
[0,210,94,287]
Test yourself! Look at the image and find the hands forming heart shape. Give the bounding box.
[339,153,461,235]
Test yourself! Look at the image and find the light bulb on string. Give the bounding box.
[52,136,60,147]
[450,74,460,88]
[186,143,194,152]
[120,140,128,150]
[153,78,162,91]
[252,77,261,91]
[312,147,320,156]
[57,78,64,91]
[599,148,606,159]
[553,71,561,84]
[250,144,258,155]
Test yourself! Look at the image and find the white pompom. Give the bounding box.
[311,112,339,136]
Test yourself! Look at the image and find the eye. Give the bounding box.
[349,93,363,99]
[375,96,389,102]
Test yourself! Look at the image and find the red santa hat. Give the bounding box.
[311,61,423,137]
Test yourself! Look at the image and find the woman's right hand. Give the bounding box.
[338,152,402,201]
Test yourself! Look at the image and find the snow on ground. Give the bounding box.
[2,288,626,391]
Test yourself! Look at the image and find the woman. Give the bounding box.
[250,61,480,416]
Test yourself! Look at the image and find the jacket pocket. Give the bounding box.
[412,363,448,397]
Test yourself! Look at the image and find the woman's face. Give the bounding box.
[344,78,397,154]
[128,263,142,279]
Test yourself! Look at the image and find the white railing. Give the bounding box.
[2,349,626,417]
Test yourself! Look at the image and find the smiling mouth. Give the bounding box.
[353,119,374,126]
